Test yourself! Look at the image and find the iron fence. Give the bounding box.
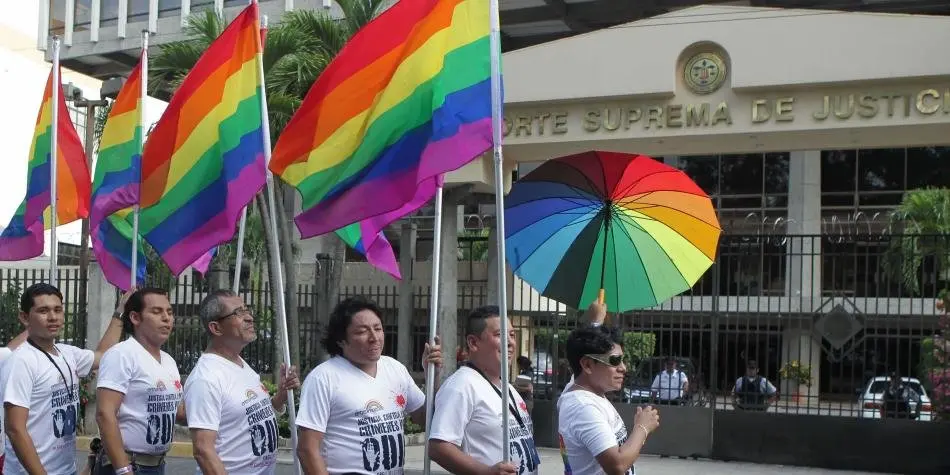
[0,267,86,347]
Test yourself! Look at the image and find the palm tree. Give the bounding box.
[883,188,950,295]
[148,0,390,366]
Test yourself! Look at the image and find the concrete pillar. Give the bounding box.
[397,222,417,364]
[84,262,116,434]
[439,194,460,376]
[784,150,823,405]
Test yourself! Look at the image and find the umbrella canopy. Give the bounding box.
[504,151,721,312]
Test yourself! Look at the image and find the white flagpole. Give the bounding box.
[422,185,444,475]
[253,4,301,474]
[132,30,148,290]
[488,0,511,458]
[49,36,61,285]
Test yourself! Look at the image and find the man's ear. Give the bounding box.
[17,312,29,328]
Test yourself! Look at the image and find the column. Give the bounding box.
[784,150,823,404]
[84,262,116,434]
[397,222,417,364]
[438,194,461,376]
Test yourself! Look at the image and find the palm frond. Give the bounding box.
[182,10,226,46]
[267,51,332,98]
[337,0,390,37]
[266,91,302,139]
[884,188,950,294]
[276,9,349,58]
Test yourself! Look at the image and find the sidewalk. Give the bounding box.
[401,445,888,475]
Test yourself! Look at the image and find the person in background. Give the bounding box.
[650,358,688,406]
[2,283,127,475]
[558,326,659,475]
[0,330,29,473]
[881,372,921,419]
[515,356,534,412]
[185,290,299,475]
[732,360,778,411]
[429,306,540,475]
[94,288,186,475]
[295,296,442,475]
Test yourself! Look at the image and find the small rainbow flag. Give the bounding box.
[270,0,493,276]
[139,2,266,275]
[91,54,147,290]
[0,66,90,260]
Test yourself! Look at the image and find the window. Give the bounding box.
[907,147,950,189]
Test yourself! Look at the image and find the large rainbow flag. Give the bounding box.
[0,66,90,261]
[270,0,493,277]
[139,2,266,275]
[90,55,147,290]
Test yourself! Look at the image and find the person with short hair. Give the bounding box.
[2,283,127,475]
[184,290,300,475]
[429,306,540,475]
[732,361,777,411]
[557,326,659,475]
[650,358,688,406]
[0,330,29,473]
[94,287,185,475]
[881,372,920,419]
[296,296,442,475]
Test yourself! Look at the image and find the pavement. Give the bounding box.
[72,445,889,474]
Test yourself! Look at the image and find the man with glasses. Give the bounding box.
[184,290,300,475]
[557,326,659,475]
[429,306,540,475]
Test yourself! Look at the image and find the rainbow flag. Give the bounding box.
[91,55,147,290]
[270,0,493,276]
[139,2,266,275]
[0,66,90,260]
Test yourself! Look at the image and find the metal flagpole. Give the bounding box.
[253,4,301,473]
[487,0,511,460]
[422,185,444,475]
[49,36,61,285]
[132,30,149,290]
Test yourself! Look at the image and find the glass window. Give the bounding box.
[676,155,718,196]
[858,148,904,192]
[158,0,181,18]
[764,152,789,194]
[100,0,119,25]
[907,147,950,189]
[129,0,149,23]
[49,0,66,35]
[75,0,91,29]
[821,150,856,193]
[720,154,763,195]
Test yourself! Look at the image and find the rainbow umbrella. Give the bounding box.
[504,151,721,312]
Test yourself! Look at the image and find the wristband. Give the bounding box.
[591,322,602,328]
[115,466,134,475]
[636,423,650,439]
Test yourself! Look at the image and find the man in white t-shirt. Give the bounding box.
[95,287,186,475]
[650,358,688,405]
[557,326,659,475]
[429,306,539,475]
[0,331,29,473]
[296,296,443,475]
[184,289,300,475]
[2,282,127,475]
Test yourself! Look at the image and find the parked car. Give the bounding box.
[623,356,709,407]
[857,376,933,421]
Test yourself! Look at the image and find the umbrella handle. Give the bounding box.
[598,288,605,305]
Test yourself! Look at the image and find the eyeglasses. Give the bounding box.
[585,354,624,367]
[213,307,252,322]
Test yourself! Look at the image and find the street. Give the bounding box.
[74,447,891,475]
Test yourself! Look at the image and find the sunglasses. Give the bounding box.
[586,354,625,367]
[213,307,252,322]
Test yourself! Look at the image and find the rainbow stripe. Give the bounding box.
[0,66,89,260]
[139,2,266,275]
[91,55,146,290]
[336,222,399,279]
[270,0,493,273]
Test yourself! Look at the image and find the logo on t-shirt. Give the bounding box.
[356,398,406,474]
[174,380,182,391]
[144,380,180,446]
[50,382,78,439]
[243,387,278,459]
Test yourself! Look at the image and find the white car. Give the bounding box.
[858,376,933,422]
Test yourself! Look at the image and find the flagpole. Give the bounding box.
[422,184,444,475]
[49,36,61,285]
[488,0,511,458]
[132,30,149,290]
[253,4,301,474]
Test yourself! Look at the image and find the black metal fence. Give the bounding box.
[0,267,87,346]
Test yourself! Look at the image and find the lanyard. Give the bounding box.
[27,339,75,401]
[463,362,526,429]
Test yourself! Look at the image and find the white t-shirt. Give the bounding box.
[1,343,94,475]
[0,347,14,451]
[96,338,183,455]
[296,355,425,475]
[184,353,277,475]
[558,389,635,475]
[651,370,688,401]
[429,365,540,475]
